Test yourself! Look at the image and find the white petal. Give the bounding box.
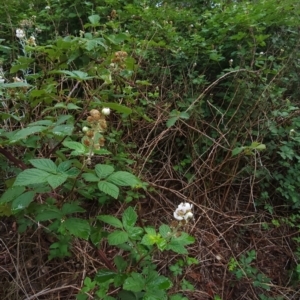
[184,212,194,220]
[173,211,183,220]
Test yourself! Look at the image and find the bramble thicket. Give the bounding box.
[0,0,300,299]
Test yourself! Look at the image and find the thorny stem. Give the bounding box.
[0,146,28,170]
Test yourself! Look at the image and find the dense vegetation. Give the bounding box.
[1,0,300,299]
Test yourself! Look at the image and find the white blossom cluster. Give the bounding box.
[173,202,194,221]
[16,28,25,39]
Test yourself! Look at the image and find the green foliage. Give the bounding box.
[1,0,300,298]
[229,250,271,291]
[74,206,195,299]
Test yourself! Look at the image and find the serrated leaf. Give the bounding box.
[95,164,114,179]
[88,14,100,25]
[47,173,69,189]
[63,141,86,154]
[63,218,90,239]
[117,290,137,300]
[123,273,145,292]
[52,124,74,136]
[145,227,156,235]
[104,102,132,115]
[95,269,117,283]
[82,173,100,182]
[166,117,178,128]
[35,209,63,221]
[0,82,32,88]
[11,191,36,212]
[29,159,57,173]
[159,224,171,238]
[62,203,85,215]
[179,112,190,120]
[107,230,128,245]
[141,234,156,246]
[11,126,47,141]
[67,103,81,110]
[98,181,119,199]
[0,186,25,204]
[114,255,128,272]
[232,147,244,156]
[107,171,139,187]
[28,120,53,126]
[57,160,72,173]
[167,233,195,254]
[255,144,266,150]
[167,241,188,254]
[122,207,137,229]
[97,215,123,228]
[14,169,50,186]
[126,226,144,240]
[147,275,172,290]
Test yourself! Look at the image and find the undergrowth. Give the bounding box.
[1,0,300,299]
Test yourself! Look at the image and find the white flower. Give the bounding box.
[82,126,89,132]
[102,108,110,115]
[259,52,264,55]
[173,202,194,221]
[45,5,50,10]
[16,28,25,39]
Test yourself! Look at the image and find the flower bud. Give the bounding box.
[102,107,110,115]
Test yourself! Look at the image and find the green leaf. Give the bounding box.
[166,117,178,128]
[57,160,72,173]
[0,186,25,204]
[123,273,145,292]
[117,291,137,300]
[67,103,81,110]
[47,173,69,189]
[62,203,85,215]
[147,274,172,290]
[126,226,144,240]
[159,224,171,238]
[98,181,119,199]
[107,171,139,187]
[254,143,266,150]
[29,159,57,173]
[52,124,74,136]
[82,173,100,182]
[63,218,90,239]
[88,14,100,25]
[168,233,195,254]
[145,227,156,235]
[14,169,50,186]
[107,230,128,245]
[95,269,117,283]
[179,112,190,120]
[122,207,137,229]
[114,255,128,272]
[63,141,86,154]
[35,209,63,221]
[28,120,53,126]
[104,103,132,115]
[95,164,114,179]
[232,147,244,156]
[10,126,47,142]
[11,191,36,212]
[1,82,31,88]
[97,215,123,229]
